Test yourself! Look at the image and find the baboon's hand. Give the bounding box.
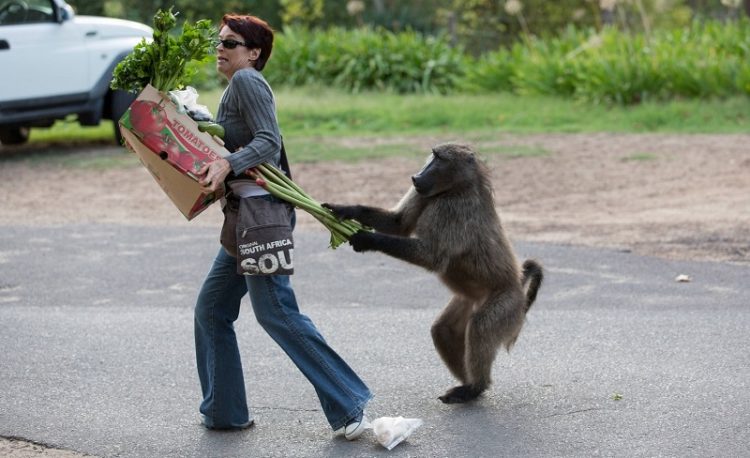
[322,203,360,220]
[349,230,377,253]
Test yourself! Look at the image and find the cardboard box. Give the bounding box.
[118,85,230,220]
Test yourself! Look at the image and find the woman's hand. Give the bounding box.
[197,158,231,193]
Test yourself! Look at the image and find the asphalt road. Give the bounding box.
[0,224,748,457]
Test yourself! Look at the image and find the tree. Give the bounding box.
[436,0,599,54]
[280,0,324,27]
[97,1,284,30]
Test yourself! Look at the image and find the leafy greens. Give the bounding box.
[111,8,216,93]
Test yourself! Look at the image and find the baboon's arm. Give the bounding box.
[324,204,411,236]
[325,188,423,236]
[349,232,437,271]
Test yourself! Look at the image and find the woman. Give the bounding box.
[194,14,371,439]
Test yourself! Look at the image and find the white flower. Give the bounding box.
[346,0,365,16]
[504,0,523,16]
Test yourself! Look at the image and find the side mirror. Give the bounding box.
[54,1,75,23]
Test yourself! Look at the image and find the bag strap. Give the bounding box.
[279,137,293,180]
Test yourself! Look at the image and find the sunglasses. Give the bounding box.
[216,39,247,49]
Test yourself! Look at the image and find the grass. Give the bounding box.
[621,152,658,162]
[29,117,116,143]
[17,87,750,163]
[230,135,550,163]
[272,88,750,136]
[282,137,422,162]
[32,88,750,139]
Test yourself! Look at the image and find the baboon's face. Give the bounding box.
[412,144,477,197]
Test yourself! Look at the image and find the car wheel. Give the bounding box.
[0,126,30,145]
[110,89,136,145]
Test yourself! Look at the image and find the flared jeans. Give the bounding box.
[194,245,372,430]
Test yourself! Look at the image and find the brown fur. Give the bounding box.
[325,143,543,403]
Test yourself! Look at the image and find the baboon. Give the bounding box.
[324,143,543,404]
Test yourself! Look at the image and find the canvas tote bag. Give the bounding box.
[220,195,294,275]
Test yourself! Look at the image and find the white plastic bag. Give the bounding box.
[371,416,423,450]
[168,86,213,121]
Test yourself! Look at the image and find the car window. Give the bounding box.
[0,0,55,26]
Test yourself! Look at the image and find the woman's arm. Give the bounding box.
[224,69,281,174]
[198,69,281,192]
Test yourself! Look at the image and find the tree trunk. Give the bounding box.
[744,0,750,18]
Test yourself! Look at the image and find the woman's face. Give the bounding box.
[216,25,260,79]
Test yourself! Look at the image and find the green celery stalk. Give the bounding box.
[248,164,368,248]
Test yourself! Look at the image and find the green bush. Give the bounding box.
[466,19,750,104]
[185,60,224,92]
[264,26,466,94]
[186,19,750,104]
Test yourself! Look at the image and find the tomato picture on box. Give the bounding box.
[118,84,231,220]
[119,85,228,178]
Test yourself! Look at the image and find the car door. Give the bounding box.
[0,0,89,102]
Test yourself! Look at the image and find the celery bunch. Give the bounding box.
[249,164,368,249]
[111,8,216,93]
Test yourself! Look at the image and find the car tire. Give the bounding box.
[110,89,136,145]
[0,126,30,145]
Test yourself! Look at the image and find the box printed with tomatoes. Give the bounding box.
[118,84,230,220]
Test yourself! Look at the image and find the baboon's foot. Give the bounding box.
[438,384,483,404]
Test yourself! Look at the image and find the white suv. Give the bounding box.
[0,0,151,145]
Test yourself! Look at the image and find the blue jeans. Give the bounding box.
[194,223,372,430]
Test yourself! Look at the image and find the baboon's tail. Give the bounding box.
[521,259,543,313]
